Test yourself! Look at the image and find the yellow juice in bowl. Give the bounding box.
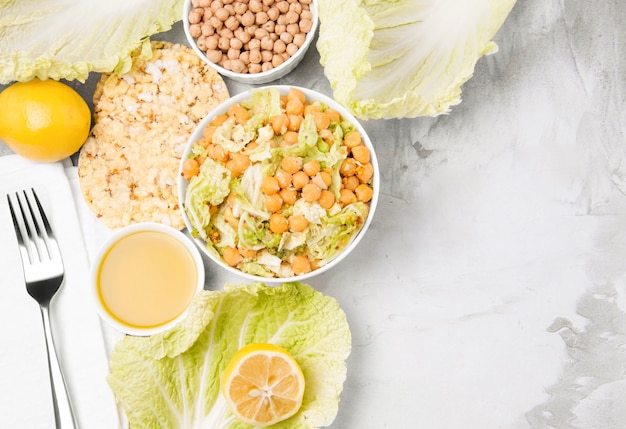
[92,223,204,336]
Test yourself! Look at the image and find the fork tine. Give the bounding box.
[25,189,56,261]
[7,194,32,264]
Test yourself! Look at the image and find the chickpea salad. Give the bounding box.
[181,87,375,278]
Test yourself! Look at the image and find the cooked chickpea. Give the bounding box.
[340,158,357,177]
[182,158,200,179]
[274,168,292,188]
[339,188,357,206]
[270,114,289,135]
[285,97,304,116]
[282,130,299,146]
[356,162,374,183]
[355,184,374,202]
[223,246,243,267]
[279,188,298,205]
[344,130,362,148]
[281,155,302,174]
[287,114,302,132]
[292,171,309,189]
[264,193,283,212]
[303,159,320,177]
[261,176,281,194]
[301,182,321,202]
[318,189,335,209]
[312,111,330,131]
[226,152,250,177]
[342,175,360,191]
[288,214,308,232]
[269,213,289,233]
[351,145,371,164]
[291,254,311,275]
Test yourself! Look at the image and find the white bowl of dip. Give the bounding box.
[90,222,205,336]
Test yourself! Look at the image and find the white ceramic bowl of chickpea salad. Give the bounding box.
[177,86,379,283]
[183,0,318,84]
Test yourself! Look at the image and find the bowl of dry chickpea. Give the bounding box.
[183,0,318,84]
[177,86,379,283]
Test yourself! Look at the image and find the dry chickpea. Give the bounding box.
[189,8,204,24]
[262,62,274,72]
[260,36,274,50]
[286,23,299,35]
[249,48,262,63]
[355,184,374,203]
[261,176,281,194]
[215,8,230,21]
[267,7,280,20]
[286,43,298,56]
[227,47,240,59]
[269,213,289,233]
[288,214,308,232]
[261,49,274,62]
[249,0,263,12]
[249,63,263,73]
[205,49,223,64]
[285,10,299,24]
[272,54,284,67]
[256,11,269,24]
[293,32,306,47]
[276,0,289,13]
[280,31,293,44]
[299,18,312,33]
[225,15,240,30]
[234,1,247,14]
[241,10,255,26]
[273,39,287,54]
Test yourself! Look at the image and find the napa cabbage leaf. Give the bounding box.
[107,282,351,429]
[316,0,518,119]
[0,0,183,84]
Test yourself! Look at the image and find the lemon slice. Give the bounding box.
[221,343,305,427]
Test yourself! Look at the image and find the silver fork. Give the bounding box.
[7,188,78,429]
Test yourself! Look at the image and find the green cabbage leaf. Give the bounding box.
[107,282,352,429]
[316,0,518,119]
[0,0,183,84]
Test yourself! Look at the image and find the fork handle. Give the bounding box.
[40,304,79,429]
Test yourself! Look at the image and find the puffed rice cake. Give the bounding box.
[78,41,229,229]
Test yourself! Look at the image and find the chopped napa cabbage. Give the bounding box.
[316,0,518,119]
[307,202,370,262]
[0,0,183,84]
[184,158,232,240]
[107,282,352,429]
[213,117,255,153]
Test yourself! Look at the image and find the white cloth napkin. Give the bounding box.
[0,155,120,428]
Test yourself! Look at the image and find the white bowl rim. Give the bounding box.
[177,85,380,284]
[182,0,319,83]
[90,222,205,336]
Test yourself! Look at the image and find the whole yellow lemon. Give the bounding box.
[0,79,91,162]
